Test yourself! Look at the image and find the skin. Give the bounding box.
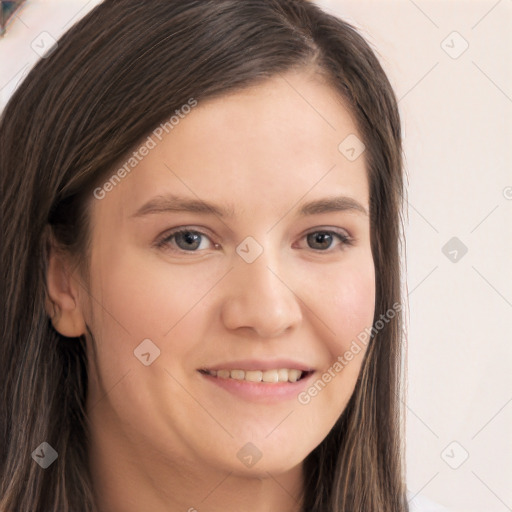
[46,69,375,512]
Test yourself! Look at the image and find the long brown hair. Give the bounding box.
[0,1,407,510]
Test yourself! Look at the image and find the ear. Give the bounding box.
[45,244,87,338]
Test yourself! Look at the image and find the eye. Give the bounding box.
[156,228,216,252]
[155,227,353,255]
[303,230,353,251]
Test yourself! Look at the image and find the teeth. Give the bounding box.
[277,369,289,382]
[262,370,279,383]
[245,370,263,382]
[206,368,305,383]
[287,369,302,382]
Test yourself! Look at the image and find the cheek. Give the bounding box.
[298,253,375,410]
[82,250,224,437]
[83,247,224,369]
[308,253,376,355]
[331,266,376,344]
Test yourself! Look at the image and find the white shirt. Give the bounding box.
[407,491,450,511]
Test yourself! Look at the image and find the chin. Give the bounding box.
[228,441,307,476]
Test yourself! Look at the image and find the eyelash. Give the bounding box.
[155,227,354,254]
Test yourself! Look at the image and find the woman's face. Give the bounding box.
[82,70,375,479]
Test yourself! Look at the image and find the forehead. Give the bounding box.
[91,70,368,222]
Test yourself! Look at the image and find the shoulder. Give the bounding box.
[407,491,450,512]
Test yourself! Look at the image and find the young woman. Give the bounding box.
[1,1,418,510]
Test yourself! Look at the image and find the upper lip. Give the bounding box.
[199,359,315,372]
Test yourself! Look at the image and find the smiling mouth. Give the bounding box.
[199,368,313,383]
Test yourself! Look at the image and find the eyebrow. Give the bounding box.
[130,193,368,219]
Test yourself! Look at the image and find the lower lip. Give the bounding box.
[199,371,316,403]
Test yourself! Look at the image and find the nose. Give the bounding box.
[220,249,303,338]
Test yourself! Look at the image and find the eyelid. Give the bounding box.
[300,226,352,240]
